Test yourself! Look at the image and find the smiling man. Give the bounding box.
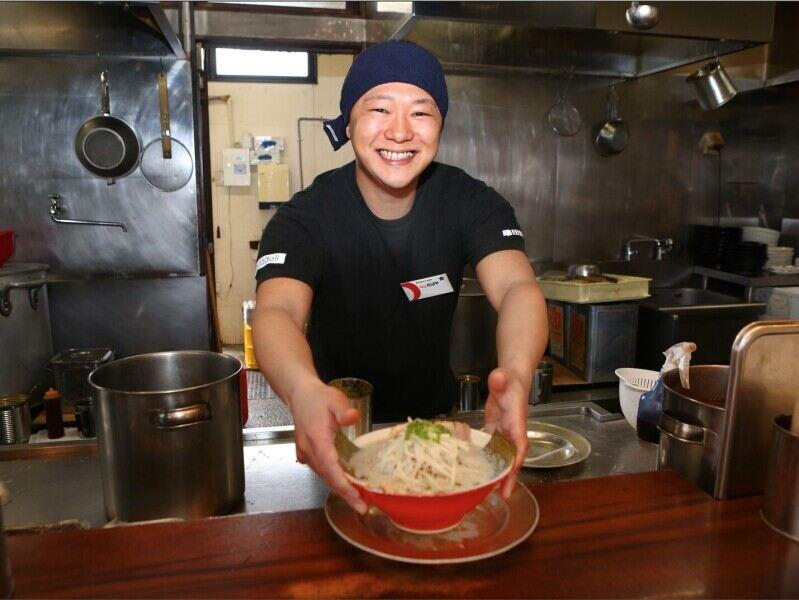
[253,41,548,514]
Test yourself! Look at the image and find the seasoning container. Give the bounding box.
[43,388,64,439]
[50,348,114,408]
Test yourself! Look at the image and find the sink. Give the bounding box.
[635,287,766,370]
[641,287,747,309]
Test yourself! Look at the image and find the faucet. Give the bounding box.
[624,236,673,261]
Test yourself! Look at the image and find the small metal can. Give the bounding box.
[0,394,31,444]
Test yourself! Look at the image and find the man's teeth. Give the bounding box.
[379,150,414,161]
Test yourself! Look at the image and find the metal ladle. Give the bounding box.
[625,2,660,30]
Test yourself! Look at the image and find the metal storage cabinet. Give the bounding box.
[567,302,638,383]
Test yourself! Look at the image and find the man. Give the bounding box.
[253,41,548,515]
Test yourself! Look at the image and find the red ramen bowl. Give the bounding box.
[338,426,515,534]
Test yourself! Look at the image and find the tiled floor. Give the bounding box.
[223,345,294,428]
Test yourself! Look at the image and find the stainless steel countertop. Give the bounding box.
[0,400,657,531]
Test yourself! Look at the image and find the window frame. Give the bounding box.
[207,44,318,84]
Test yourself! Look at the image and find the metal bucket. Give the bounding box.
[657,365,728,495]
[90,351,244,522]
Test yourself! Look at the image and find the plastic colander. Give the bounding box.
[614,368,660,430]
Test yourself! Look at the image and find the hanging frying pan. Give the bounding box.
[75,71,141,183]
[140,70,194,193]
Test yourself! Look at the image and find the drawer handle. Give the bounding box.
[156,403,212,428]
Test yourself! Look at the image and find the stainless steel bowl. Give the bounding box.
[568,264,601,278]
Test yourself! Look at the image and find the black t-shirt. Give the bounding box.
[255,161,525,422]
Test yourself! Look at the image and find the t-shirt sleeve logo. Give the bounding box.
[256,252,287,272]
[502,228,524,238]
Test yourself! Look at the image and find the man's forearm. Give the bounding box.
[253,307,322,408]
[495,280,549,389]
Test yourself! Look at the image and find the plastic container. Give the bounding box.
[537,274,650,303]
[567,302,638,383]
[242,300,258,370]
[50,348,114,408]
[615,368,660,430]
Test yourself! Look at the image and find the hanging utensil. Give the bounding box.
[625,2,659,30]
[140,68,194,193]
[547,69,581,137]
[593,86,629,156]
[75,71,141,184]
[686,60,738,111]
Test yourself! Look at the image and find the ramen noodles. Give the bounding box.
[348,419,501,495]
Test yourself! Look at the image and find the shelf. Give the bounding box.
[694,266,799,288]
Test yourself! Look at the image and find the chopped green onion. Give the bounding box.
[404,419,451,443]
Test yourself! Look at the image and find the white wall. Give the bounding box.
[208,53,355,344]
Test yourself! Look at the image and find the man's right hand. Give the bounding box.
[289,381,368,515]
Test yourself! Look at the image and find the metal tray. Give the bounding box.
[523,421,592,469]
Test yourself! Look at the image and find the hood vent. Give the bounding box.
[0,1,184,58]
[379,1,773,79]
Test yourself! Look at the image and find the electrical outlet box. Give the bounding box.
[222,148,251,186]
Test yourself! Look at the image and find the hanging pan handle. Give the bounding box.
[158,71,173,159]
[100,70,111,116]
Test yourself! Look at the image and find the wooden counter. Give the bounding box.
[7,471,799,598]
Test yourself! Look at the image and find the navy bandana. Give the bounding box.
[323,41,448,151]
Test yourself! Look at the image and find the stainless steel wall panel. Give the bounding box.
[437,75,558,262]
[48,277,210,358]
[438,59,799,264]
[0,56,199,276]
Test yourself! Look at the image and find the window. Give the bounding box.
[208,47,317,83]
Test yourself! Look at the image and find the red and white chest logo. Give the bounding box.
[401,273,455,301]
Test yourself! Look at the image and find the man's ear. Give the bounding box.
[345,123,351,139]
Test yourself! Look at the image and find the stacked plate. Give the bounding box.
[723,241,768,274]
[742,226,780,246]
[765,246,795,268]
[693,226,742,269]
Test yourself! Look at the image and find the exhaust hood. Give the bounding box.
[0,1,184,58]
[375,1,774,79]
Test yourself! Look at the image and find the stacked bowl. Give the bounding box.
[723,241,768,274]
[692,226,741,269]
[742,226,780,246]
[765,246,795,269]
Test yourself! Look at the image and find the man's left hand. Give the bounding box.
[483,367,530,498]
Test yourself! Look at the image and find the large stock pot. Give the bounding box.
[657,365,728,495]
[89,351,244,522]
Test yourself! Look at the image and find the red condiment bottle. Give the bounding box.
[43,388,65,439]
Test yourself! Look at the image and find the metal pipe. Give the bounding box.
[297,117,333,189]
[48,194,127,233]
[179,2,195,63]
